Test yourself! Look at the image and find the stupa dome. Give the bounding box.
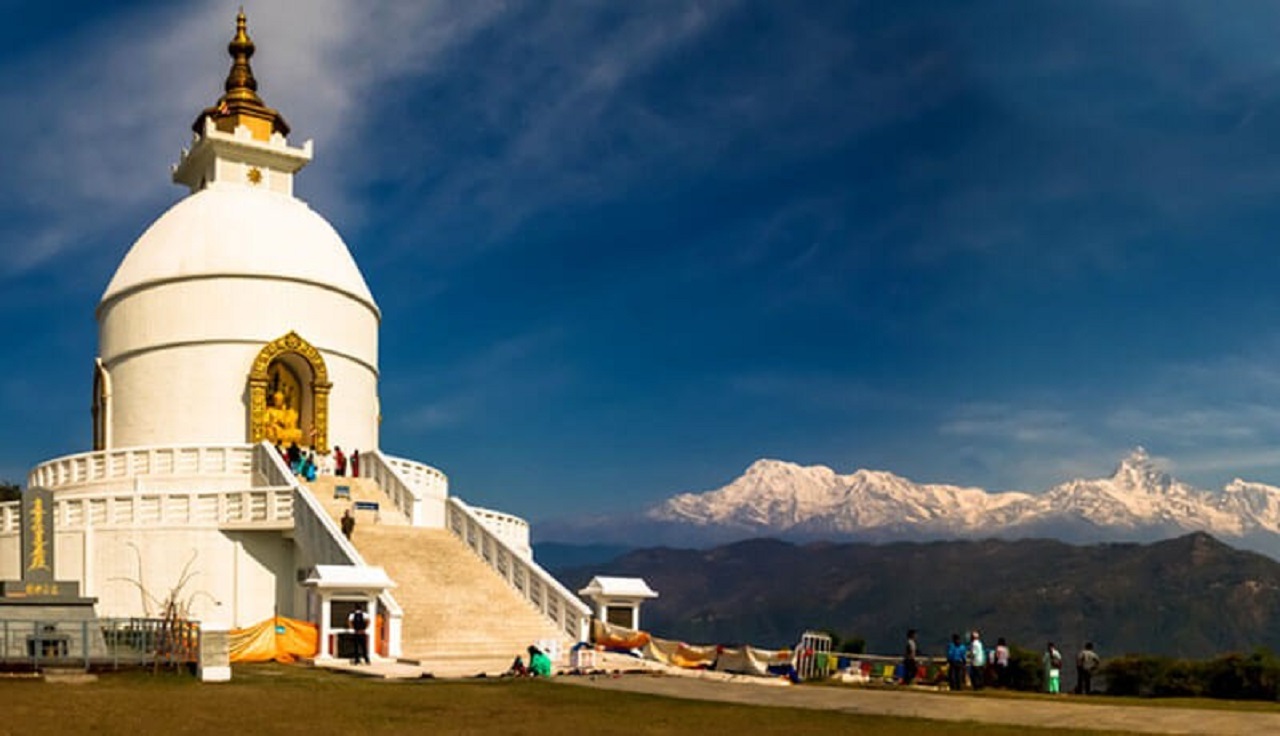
[100,186,376,313]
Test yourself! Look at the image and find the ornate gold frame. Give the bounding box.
[248,331,332,453]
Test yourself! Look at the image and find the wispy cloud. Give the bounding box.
[939,404,1082,445]
[0,0,505,279]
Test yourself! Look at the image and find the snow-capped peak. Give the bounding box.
[1110,446,1173,495]
[643,450,1280,559]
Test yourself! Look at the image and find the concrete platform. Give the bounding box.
[561,673,1280,735]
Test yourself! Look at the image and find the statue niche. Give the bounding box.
[248,331,331,452]
[262,362,303,445]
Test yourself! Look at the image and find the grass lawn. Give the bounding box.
[0,664,1147,736]
[0,660,1162,736]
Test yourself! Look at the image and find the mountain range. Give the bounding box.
[543,448,1280,558]
[552,532,1280,659]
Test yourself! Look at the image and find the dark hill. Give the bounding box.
[552,532,1280,659]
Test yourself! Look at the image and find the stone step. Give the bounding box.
[303,474,571,673]
[349,525,567,665]
[304,475,410,527]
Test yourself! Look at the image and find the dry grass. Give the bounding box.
[0,664,1143,736]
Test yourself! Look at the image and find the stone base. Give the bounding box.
[1,579,83,600]
[0,598,108,661]
[198,624,231,682]
[199,665,231,682]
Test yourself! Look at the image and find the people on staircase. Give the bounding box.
[286,441,302,475]
[351,449,360,478]
[302,451,317,482]
[334,446,347,477]
[341,509,355,540]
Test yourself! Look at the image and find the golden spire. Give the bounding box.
[192,10,291,140]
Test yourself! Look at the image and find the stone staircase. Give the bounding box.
[302,475,566,675]
[308,475,409,528]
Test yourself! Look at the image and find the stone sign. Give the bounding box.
[1,487,83,600]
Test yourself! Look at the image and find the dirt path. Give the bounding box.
[559,675,1280,734]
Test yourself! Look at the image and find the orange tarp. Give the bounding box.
[229,616,318,663]
[593,619,651,650]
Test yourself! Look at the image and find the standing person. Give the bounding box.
[1077,642,1100,695]
[340,509,355,540]
[993,637,1011,688]
[967,631,986,690]
[347,604,371,665]
[947,633,967,691]
[286,441,302,475]
[1044,642,1063,694]
[902,629,918,685]
[334,446,347,477]
[351,449,360,478]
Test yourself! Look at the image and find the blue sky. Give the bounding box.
[8,1,1280,525]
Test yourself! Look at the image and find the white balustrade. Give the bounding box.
[467,506,531,557]
[0,487,294,532]
[28,444,254,492]
[381,454,449,495]
[362,451,449,527]
[446,497,590,642]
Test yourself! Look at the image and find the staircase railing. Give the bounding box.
[363,451,448,527]
[446,496,590,642]
[252,443,404,657]
[466,505,531,557]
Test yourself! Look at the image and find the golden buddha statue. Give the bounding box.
[263,390,303,445]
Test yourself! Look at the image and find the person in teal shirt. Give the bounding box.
[528,646,552,677]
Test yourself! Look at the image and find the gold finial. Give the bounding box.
[192,10,291,140]
[224,9,258,101]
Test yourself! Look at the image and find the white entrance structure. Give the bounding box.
[0,12,590,669]
[578,576,659,631]
[304,565,395,661]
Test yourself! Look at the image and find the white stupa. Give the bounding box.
[97,14,378,456]
[0,12,588,671]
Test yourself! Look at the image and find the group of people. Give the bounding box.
[275,441,360,480]
[905,629,1101,694]
[1044,640,1101,695]
[937,630,1009,690]
[506,645,553,677]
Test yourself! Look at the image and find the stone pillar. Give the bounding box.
[318,596,332,659]
[199,624,231,682]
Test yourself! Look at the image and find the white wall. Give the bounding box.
[98,276,379,452]
[79,527,295,626]
[0,532,17,579]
